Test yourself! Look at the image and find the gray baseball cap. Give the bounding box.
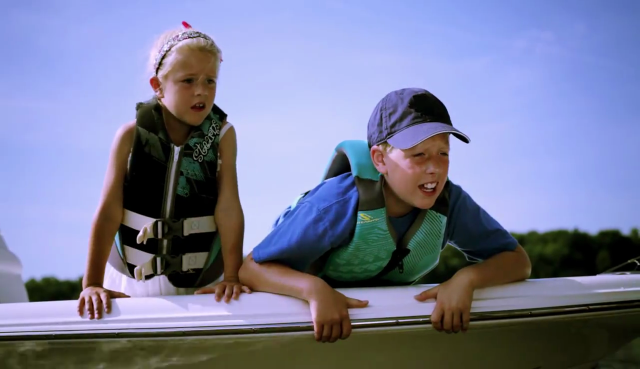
[367,87,470,149]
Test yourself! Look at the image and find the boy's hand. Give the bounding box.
[306,281,369,343]
[194,277,251,302]
[414,273,475,334]
[77,286,129,320]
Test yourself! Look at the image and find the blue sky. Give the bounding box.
[1,0,638,280]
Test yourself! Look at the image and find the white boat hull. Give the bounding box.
[0,232,28,304]
[0,274,639,369]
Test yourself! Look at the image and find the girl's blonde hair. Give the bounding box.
[148,25,222,81]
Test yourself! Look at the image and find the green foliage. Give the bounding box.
[420,228,640,284]
[23,228,640,301]
[24,276,83,302]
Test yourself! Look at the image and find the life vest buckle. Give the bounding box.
[152,254,182,275]
[153,219,186,239]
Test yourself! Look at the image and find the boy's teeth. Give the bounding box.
[422,182,437,190]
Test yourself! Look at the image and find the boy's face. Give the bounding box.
[371,133,450,216]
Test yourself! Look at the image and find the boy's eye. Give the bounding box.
[440,152,449,157]
[207,79,216,84]
[413,153,424,157]
[183,78,194,83]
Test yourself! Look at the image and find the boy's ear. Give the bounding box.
[149,76,163,98]
[370,146,388,174]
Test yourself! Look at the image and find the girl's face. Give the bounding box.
[151,48,219,128]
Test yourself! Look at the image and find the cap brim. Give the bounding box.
[386,122,470,149]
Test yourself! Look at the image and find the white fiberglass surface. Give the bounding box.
[1,308,640,369]
[0,274,639,335]
[0,232,28,304]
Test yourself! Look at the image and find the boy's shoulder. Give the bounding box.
[297,172,360,211]
[251,172,361,272]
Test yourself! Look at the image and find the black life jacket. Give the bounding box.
[107,98,226,288]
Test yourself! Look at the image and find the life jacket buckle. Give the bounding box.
[152,254,182,275]
[153,219,186,239]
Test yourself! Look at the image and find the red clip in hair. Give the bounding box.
[181,21,223,63]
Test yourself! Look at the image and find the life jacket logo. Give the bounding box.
[193,119,220,162]
[358,213,378,223]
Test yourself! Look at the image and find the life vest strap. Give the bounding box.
[121,209,217,245]
[121,245,209,282]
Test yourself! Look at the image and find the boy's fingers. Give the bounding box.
[241,286,252,294]
[314,322,323,341]
[345,297,369,308]
[430,305,443,331]
[462,310,471,332]
[452,311,462,333]
[442,310,453,333]
[330,323,341,343]
[414,286,439,302]
[340,317,352,340]
[321,324,332,343]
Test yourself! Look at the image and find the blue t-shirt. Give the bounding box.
[252,172,518,276]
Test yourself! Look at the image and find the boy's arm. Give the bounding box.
[454,244,530,290]
[444,182,531,285]
[240,251,327,301]
[415,182,530,333]
[238,196,369,343]
[82,121,135,289]
[238,179,360,296]
[214,122,245,283]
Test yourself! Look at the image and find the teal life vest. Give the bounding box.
[107,97,225,288]
[292,140,450,287]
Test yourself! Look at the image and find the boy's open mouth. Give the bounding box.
[419,182,438,193]
[191,102,206,112]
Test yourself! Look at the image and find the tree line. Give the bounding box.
[24,228,640,302]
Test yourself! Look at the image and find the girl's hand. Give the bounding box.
[194,277,251,303]
[77,286,129,320]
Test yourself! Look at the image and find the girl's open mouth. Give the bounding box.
[191,103,206,112]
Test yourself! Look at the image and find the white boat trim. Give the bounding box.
[1,274,639,340]
[1,274,639,369]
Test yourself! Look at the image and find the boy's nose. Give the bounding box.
[425,162,441,174]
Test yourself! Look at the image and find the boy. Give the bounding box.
[239,87,531,343]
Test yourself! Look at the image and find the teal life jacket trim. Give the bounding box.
[307,139,449,287]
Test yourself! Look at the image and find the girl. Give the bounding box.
[77,22,250,320]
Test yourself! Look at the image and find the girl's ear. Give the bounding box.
[370,145,388,175]
[149,76,163,98]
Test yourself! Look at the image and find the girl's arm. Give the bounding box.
[82,121,135,289]
[207,122,247,297]
[78,121,134,319]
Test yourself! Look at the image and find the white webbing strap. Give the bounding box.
[217,122,232,174]
[122,245,209,282]
[121,209,217,245]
